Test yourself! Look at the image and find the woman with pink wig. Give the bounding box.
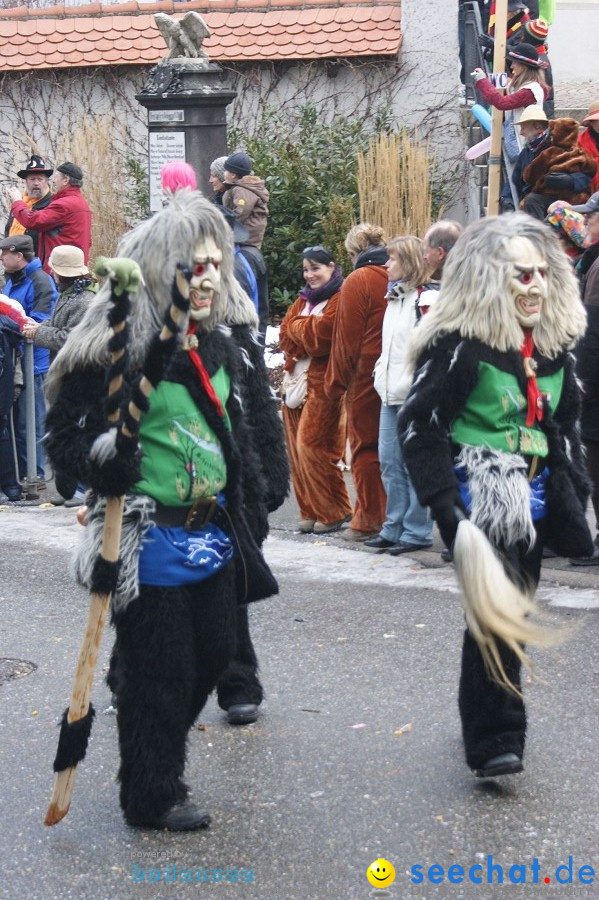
[160,161,197,200]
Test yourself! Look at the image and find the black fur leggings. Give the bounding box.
[458,521,546,770]
[111,564,237,825]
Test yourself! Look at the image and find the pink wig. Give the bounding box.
[160,161,197,193]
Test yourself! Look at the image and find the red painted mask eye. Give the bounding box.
[193,263,206,277]
[519,272,532,285]
[213,262,219,271]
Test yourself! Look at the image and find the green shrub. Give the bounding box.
[230,104,452,315]
[229,104,372,306]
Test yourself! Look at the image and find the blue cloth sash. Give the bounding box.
[138,521,234,587]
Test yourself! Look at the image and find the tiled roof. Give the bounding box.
[0,1,402,71]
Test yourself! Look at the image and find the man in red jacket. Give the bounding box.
[7,161,92,274]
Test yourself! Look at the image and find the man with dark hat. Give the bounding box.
[4,155,53,257]
[222,151,269,250]
[7,161,92,275]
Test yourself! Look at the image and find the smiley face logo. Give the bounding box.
[366,858,395,889]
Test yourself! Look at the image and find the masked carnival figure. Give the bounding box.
[44,191,288,829]
[398,213,592,779]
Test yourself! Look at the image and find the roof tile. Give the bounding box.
[0,21,18,37]
[32,19,56,36]
[0,5,402,71]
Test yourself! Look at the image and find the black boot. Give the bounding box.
[129,799,211,831]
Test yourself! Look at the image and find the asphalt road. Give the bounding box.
[0,501,598,900]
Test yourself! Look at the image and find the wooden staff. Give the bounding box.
[487,0,508,216]
[44,282,131,826]
[44,265,190,826]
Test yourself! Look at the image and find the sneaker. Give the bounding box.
[388,541,433,556]
[363,535,397,552]
[340,528,378,542]
[297,519,315,533]
[313,516,351,534]
[570,547,599,566]
[64,488,87,509]
[2,485,22,502]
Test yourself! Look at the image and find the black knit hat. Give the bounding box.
[224,152,252,177]
[17,155,53,179]
[57,161,83,181]
[507,43,543,68]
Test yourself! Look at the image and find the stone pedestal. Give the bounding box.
[136,60,236,212]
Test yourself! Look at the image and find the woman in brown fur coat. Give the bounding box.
[325,224,388,540]
[279,246,352,534]
[521,117,597,220]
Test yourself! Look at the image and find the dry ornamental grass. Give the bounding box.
[357,131,438,238]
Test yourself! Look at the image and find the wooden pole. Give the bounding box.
[487,0,509,216]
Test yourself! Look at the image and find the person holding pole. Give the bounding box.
[43,192,282,830]
[472,43,548,160]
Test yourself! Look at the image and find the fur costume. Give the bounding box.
[399,213,592,774]
[523,118,597,204]
[324,262,388,532]
[279,290,352,527]
[45,192,288,826]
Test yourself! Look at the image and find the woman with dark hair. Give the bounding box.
[279,246,352,533]
[325,223,388,540]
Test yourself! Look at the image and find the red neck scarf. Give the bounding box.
[186,324,225,418]
[520,329,543,427]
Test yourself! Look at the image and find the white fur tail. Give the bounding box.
[453,520,558,694]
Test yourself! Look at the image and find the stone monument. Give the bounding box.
[136,12,236,212]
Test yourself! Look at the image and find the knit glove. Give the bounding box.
[544,173,575,191]
[471,67,487,83]
[429,488,468,550]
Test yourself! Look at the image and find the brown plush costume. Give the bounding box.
[523,117,597,204]
[280,292,352,526]
[325,265,387,533]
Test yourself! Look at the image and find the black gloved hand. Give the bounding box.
[429,488,468,550]
[544,173,575,192]
[478,33,494,51]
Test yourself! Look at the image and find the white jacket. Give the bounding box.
[373,282,419,406]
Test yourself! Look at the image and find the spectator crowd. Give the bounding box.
[2,51,599,571]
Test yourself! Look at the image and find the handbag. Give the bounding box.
[282,356,310,409]
[281,298,328,409]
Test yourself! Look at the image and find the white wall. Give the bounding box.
[549,0,599,83]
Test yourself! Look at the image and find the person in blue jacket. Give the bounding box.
[0,304,23,499]
[0,233,57,479]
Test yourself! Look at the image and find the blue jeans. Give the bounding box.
[378,403,432,545]
[15,372,46,479]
